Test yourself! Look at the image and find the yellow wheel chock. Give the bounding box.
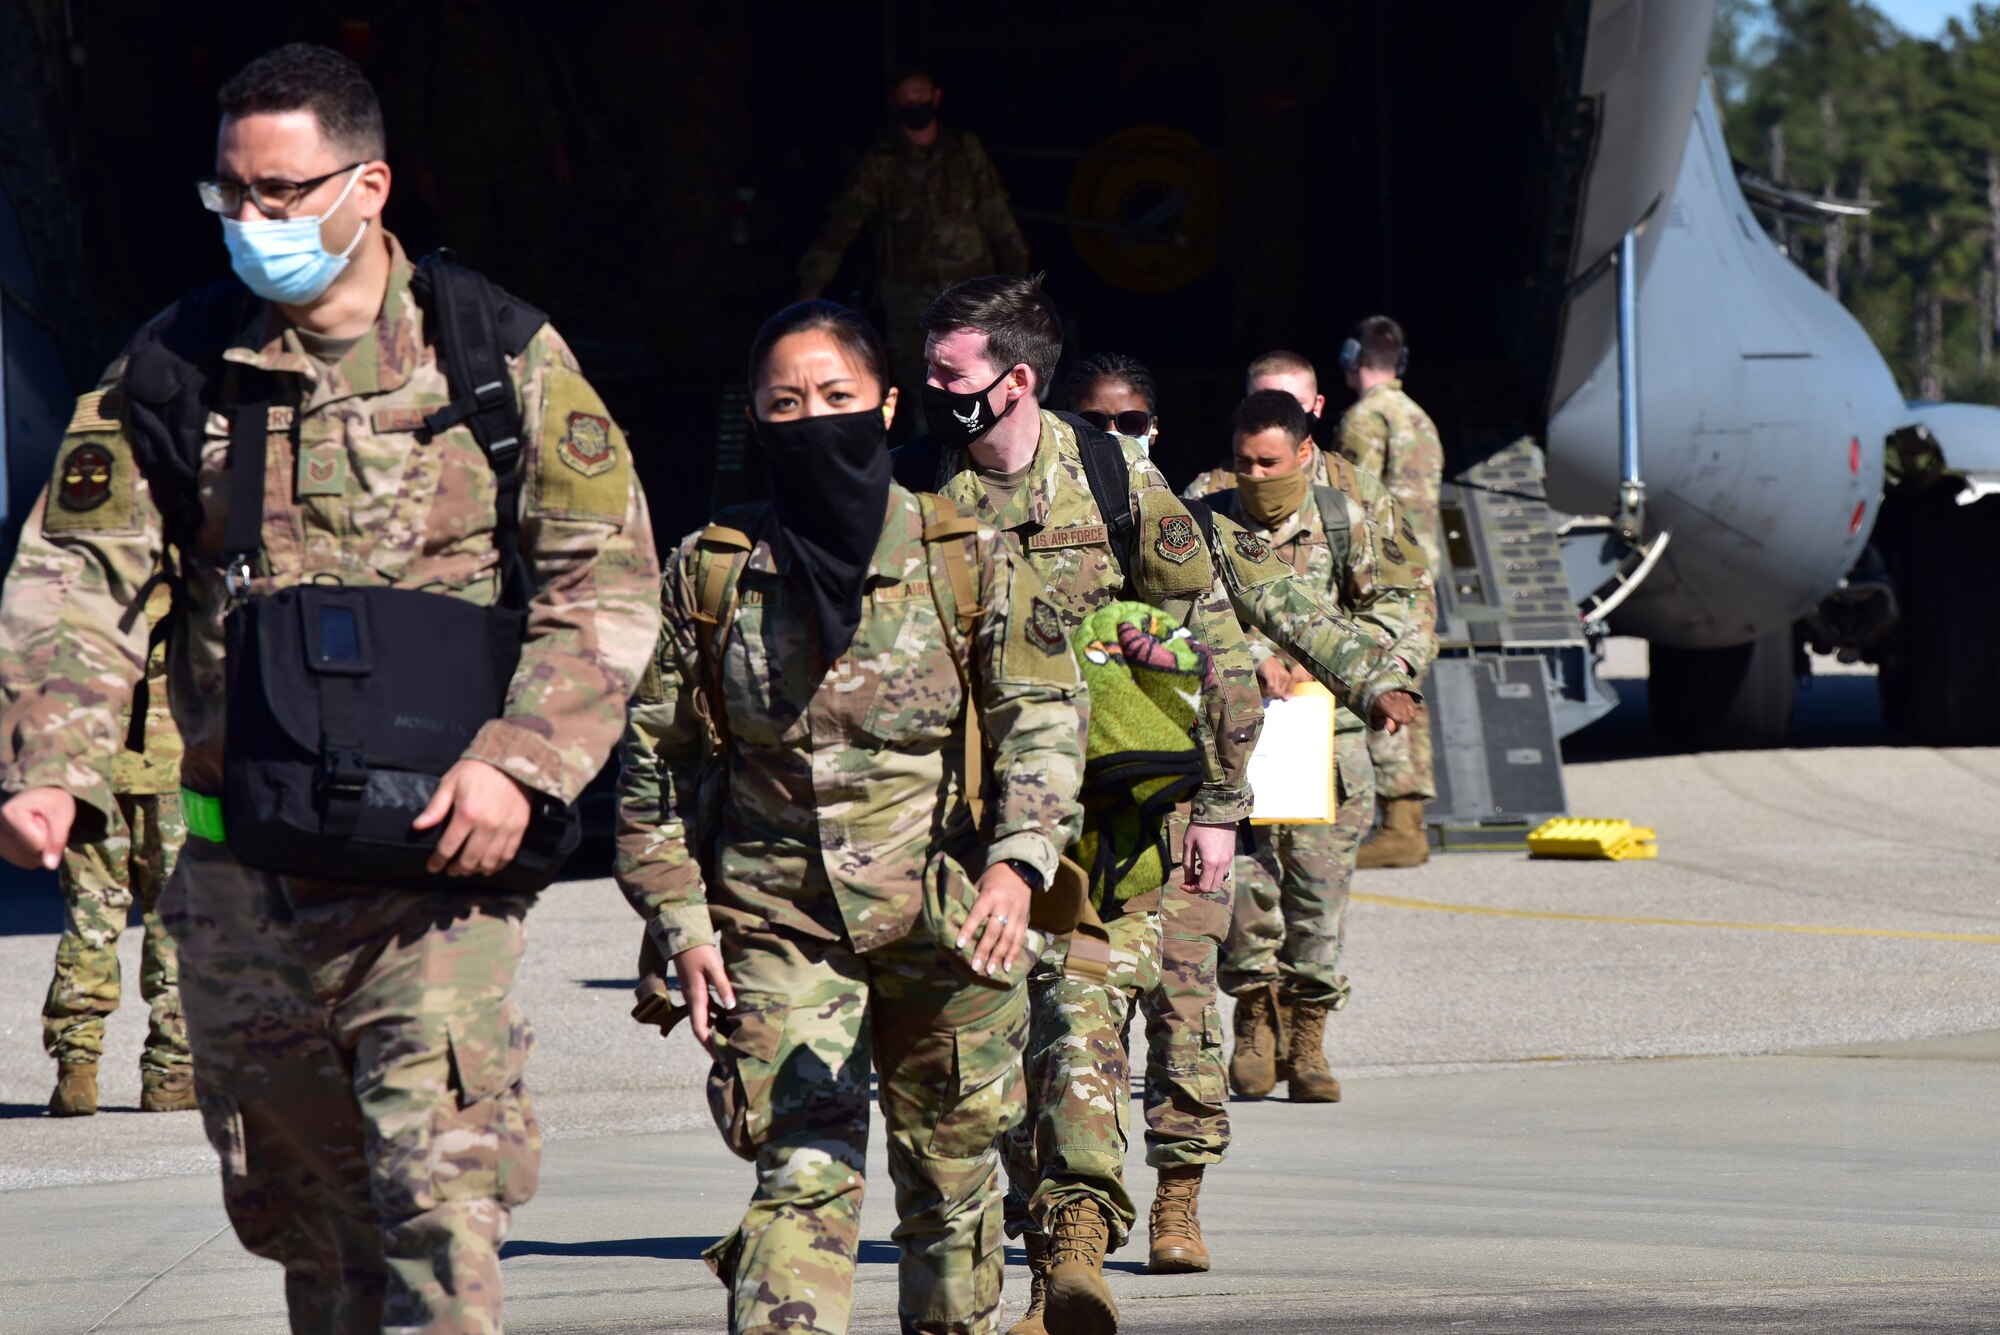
[1526,818,1658,861]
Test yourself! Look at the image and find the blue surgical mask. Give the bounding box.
[220,166,368,304]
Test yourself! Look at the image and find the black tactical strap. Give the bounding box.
[416,255,532,609]
[317,674,369,837]
[223,370,274,578]
[1054,411,1134,556]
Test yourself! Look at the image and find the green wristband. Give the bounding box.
[180,787,226,844]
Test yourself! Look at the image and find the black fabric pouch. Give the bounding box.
[222,583,579,892]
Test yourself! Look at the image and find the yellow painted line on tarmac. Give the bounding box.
[1350,892,2000,945]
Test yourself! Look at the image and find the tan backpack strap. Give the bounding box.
[919,495,988,829]
[922,512,983,633]
[691,522,753,750]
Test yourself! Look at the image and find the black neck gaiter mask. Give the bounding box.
[753,409,893,662]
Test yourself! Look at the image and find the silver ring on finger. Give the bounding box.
[995,913,1010,927]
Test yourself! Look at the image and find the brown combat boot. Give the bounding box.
[1227,984,1281,1098]
[1147,1165,1209,1273]
[1005,1232,1052,1335]
[140,1067,197,1113]
[49,1062,98,1117]
[1045,1198,1119,1335]
[1286,1001,1342,1103]
[1356,796,1430,869]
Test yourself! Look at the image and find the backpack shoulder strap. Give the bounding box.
[120,279,257,559]
[917,493,989,829]
[409,251,549,608]
[1312,484,1353,568]
[1053,411,1134,553]
[918,493,984,635]
[687,508,759,749]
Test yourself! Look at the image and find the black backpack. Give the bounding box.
[119,253,579,893]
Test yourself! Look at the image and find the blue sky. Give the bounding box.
[1872,0,1978,37]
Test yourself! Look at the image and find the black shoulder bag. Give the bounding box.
[213,256,580,892]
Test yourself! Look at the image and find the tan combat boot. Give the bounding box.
[1227,984,1281,1098]
[1005,1232,1052,1335]
[140,1067,197,1113]
[1147,1165,1209,1273]
[49,1062,99,1117]
[1285,1001,1342,1103]
[1045,1198,1119,1335]
[1357,795,1430,868]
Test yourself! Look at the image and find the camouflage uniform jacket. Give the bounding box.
[616,484,1085,959]
[1203,481,1426,734]
[0,236,661,831]
[910,411,1261,826]
[1337,379,1445,571]
[797,127,1030,296]
[1187,445,1437,663]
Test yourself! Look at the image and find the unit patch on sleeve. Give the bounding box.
[58,443,115,512]
[44,432,139,536]
[1025,596,1065,654]
[1155,513,1198,565]
[1233,529,1270,562]
[533,369,634,524]
[558,412,617,478]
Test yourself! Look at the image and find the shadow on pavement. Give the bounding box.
[502,1236,904,1264]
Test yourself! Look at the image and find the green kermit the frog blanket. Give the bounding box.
[1071,601,1210,909]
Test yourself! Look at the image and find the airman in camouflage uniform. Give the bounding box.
[617,482,1084,1335]
[910,409,1416,1326]
[1192,390,1434,1106]
[43,583,192,1117]
[799,71,1030,416]
[0,45,658,1333]
[1338,320,1446,867]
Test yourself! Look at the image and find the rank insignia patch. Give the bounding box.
[1155,513,1198,565]
[557,412,616,478]
[1234,529,1271,562]
[58,444,115,513]
[297,448,348,497]
[1026,596,1065,654]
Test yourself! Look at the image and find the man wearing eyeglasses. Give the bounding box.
[0,42,659,1333]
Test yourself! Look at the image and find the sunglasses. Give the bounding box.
[1076,409,1154,437]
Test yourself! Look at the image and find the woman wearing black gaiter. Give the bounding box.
[615,302,1086,1334]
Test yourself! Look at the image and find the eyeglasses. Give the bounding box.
[1076,409,1154,437]
[196,164,364,216]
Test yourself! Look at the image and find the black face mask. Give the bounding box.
[922,367,1013,450]
[753,409,893,662]
[898,103,938,131]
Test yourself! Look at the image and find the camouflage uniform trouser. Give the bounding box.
[1137,872,1232,1167]
[1002,910,1163,1249]
[1366,700,1435,802]
[160,840,539,1335]
[705,915,1027,1335]
[43,790,189,1076]
[1223,734,1375,1007]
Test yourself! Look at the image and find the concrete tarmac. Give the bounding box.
[2,645,1997,1331]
